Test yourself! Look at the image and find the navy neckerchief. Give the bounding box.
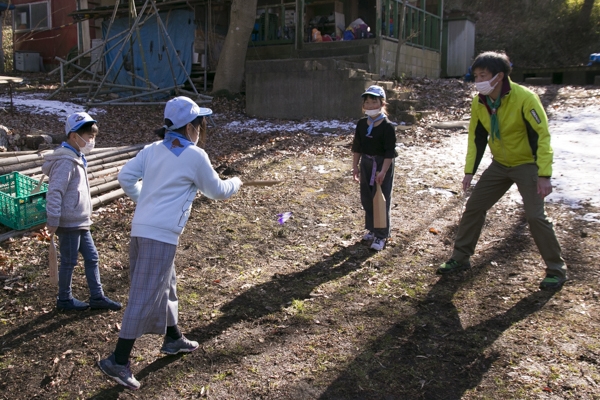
[163,131,194,156]
[366,114,385,137]
[61,141,87,168]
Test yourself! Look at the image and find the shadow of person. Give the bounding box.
[90,241,374,397]
[0,308,99,357]
[319,275,557,399]
[319,242,559,399]
[187,242,374,344]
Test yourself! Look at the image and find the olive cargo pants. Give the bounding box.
[452,160,567,278]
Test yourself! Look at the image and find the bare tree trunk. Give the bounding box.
[577,0,596,31]
[212,0,258,94]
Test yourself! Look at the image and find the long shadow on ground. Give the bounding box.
[319,221,559,399]
[89,242,374,398]
[0,310,99,356]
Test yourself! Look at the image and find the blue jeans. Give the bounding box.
[56,229,104,301]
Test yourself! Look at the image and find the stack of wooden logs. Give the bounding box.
[0,144,146,239]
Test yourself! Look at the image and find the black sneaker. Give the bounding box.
[90,296,122,311]
[56,298,89,311]
[160,335,199,355]
[98,354,140,390]
[437,259,470,274]
[539,274,567,291]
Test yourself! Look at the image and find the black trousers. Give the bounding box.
[359,155,394,239]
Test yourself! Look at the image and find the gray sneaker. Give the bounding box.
[98,354,140,390]
[370,237,386,251]
[160,335,199,355]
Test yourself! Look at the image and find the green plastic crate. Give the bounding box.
[0,172,48,230]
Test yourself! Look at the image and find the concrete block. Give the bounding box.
[524,77,552,85]
[395,111,418,124]
[377,81,394,90]
[387,99,420,112]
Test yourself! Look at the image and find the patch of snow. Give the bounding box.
[1,93,597,208]
[0,93,106,117]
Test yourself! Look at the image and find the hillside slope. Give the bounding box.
[445,0,600,68]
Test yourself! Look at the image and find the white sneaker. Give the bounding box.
[370,238,386,251]
[363,231,375,241]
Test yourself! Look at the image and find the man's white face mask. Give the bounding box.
[475,73,500,95]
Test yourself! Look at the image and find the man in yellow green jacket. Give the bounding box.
[438,51,567,290]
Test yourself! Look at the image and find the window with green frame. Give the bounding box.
[381,0,442,52]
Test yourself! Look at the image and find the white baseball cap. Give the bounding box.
[164,96,213,130]
[361,85,386,100]
[65,112,97,134]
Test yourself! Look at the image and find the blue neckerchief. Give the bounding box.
[61,141,87,168]
[366,114,385,137]
[162,132,194,156]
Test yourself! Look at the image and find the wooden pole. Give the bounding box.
[89,0,151,103]
[92,188,126,207]
[89,174,118,187]
[148,0,199,96]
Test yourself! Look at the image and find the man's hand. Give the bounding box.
[537,177,553,198]
[462,174,474,192]
[47,225,58,235]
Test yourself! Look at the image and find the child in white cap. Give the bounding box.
[98,96,242,390]
[351,85,398,251]
[42,112,122,311]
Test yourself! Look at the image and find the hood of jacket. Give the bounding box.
[41,146,84,175]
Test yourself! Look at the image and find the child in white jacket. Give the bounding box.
[99,97,242,390]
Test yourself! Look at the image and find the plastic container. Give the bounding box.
[0,172,48,230]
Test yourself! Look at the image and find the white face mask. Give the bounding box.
[475,74,500,95]
[365,108,382,117]
[77,134,95,155]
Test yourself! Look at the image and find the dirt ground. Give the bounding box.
[0,74,599,400]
